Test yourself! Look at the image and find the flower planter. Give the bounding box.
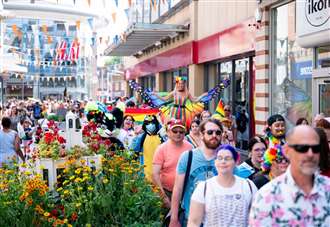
[35,155,102,190]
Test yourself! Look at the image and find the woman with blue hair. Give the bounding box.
[188,144,257,227]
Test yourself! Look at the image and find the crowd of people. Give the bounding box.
[1,96,330,226]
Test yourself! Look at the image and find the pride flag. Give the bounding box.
[212,99,225,120]
[125,108,159,124]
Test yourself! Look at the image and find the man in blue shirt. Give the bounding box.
[170,118,223,227]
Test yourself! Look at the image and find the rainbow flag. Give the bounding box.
[125,108,160,124]
[212,99,225,120]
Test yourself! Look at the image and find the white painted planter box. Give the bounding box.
[35,155,102,190]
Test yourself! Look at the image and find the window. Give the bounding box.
[316,45,330,68]
[271,1,313,127]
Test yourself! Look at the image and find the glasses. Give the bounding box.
[274,157,289,164]
[217,156,234,161]
[172,130,185,135]
[224,109,231,112]
[205,129,222,136]
[288,144,321,154]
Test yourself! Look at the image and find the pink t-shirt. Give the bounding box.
[153,140,193,191]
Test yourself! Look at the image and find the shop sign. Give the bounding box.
[296,0,330,47]
[305,0,330,27]
[292,61,313,79]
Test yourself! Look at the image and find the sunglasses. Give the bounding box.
[205,129,222,136]
[288,144,321,154]
[172,130,185,135]
[224,109,231,112]
[274,157,289,164]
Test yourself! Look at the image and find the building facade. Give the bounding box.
[0,0,109,102]
[106,0,330,140]
[255,0,330,134]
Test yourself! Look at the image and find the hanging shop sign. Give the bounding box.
[296,0,330,47]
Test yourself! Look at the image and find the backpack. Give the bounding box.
[33,105,42,119]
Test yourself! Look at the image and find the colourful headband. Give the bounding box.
[175,76,187,83]
[262,144,284,172]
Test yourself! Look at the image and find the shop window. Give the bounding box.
[271,2,313,127]
[316,45,330,68]
[162,67,188,92]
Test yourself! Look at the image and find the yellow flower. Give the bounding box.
[21,163,27,168]
[63,190,69,195]
[86,224,92,227]
[39,164,45,170]
[69,176,75,180]
[57,187,63,192]
[67,224,73,227]
[74,177,82,183]
[63,218,68,223]
[63,180,69,185]
[75,202,81,208]
[75,169,81,175]
[77,186,83,191]
[44,212,50,217]
[87,186,94,191]
[24,171,32,176]
[102,178,109,184]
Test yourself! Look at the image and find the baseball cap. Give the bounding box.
[167,119,186,131]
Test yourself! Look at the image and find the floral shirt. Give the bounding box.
[249,167,330,227]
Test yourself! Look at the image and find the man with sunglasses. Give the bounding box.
[152,119,192,208]
[170,118,223,227]
[250,125,330,226]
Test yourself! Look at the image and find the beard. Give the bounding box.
[203,137,221,149]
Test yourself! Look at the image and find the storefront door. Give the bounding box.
[313,67,330,117]
[233,57,251,150]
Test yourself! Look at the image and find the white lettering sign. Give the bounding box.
[306,0,330,27]
[296,0,330,47]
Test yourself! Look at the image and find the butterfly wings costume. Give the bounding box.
[129,77,230,129]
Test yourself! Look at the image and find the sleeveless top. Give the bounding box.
[0,129,18,164]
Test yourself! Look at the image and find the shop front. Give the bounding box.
[268,0,330,126]
[197,18,256,149]
[295,0,330,118]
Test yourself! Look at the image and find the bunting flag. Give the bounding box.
[212,99,225,120]
[151,0,157,10]
[76,21,80,30]
[91,37,96,46]
[42,25,48,33]
[12,24,19,35]
[112,12,117,23]
[105,36,110,45]
[47,35,53,44]
[124,108,159,125]
[87,18,93,30]
[124,8,129,19]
